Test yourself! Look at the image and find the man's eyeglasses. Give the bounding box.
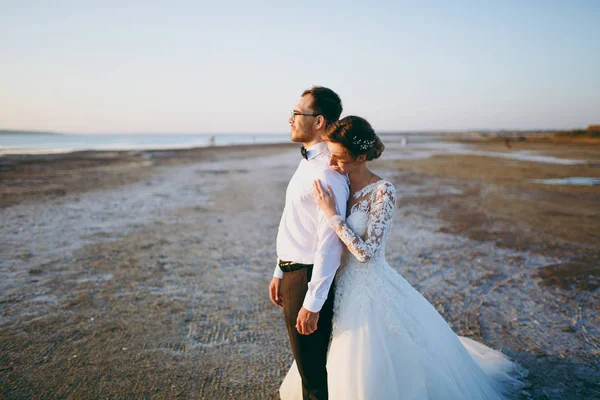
[290,111,320,120]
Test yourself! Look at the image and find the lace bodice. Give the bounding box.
[329,180,396,264]
[328,179,409,334]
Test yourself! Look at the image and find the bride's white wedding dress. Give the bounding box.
[280,180,526,399]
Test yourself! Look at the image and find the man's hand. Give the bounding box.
[296,307,319,335]
[269,277,283,308]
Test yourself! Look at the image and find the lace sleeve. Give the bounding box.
[328,182,396,263]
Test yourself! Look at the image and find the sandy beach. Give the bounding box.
[1,138,599,399]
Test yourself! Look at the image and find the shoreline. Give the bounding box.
[0,139,292,157]
[0,141,296,161]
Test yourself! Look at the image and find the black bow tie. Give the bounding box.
[301,146,308,160]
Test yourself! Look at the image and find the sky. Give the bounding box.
[1,0,599,134]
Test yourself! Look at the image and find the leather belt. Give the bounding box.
[278,260,313,273]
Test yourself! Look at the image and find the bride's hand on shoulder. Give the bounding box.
[312,179,338,219]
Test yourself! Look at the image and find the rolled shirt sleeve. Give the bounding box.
[302,172,349,312]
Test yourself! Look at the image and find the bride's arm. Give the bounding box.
[315,181,396,263]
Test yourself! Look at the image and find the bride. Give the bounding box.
[279,116,527,399]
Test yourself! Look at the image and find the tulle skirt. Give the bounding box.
[279,262,526,400]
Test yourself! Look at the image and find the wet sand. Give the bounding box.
[1,140,599,399]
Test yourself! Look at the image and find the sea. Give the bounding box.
[0,132,291,156]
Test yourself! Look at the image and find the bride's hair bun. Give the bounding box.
[325,116,384,161]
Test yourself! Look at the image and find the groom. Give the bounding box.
[269,86,349,399]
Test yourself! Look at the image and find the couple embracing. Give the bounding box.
[269,86,526,400]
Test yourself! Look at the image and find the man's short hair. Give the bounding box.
[302,86,343,126]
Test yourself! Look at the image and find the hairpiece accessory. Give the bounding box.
[352,136,376,151]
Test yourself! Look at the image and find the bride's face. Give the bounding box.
[327,141,358,174]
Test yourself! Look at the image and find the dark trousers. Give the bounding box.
[281,267,334,400]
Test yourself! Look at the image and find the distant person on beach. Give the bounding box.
[278,116,527,399]
[268,86,349,400]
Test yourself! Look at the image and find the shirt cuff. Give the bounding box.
[302,292,324,313]
[328,215,344,230]
[273,264,283,279]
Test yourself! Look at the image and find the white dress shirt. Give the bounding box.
[274,142,349,312]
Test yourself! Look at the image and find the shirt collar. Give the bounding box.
[304,142,328,160]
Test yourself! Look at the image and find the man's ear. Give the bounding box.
[314,115,325,130]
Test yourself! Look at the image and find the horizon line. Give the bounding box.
[0,127,592,136]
